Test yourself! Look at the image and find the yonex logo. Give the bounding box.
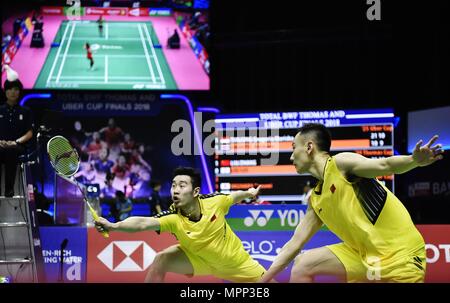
[244,210,274,227]
[97,241,156,272]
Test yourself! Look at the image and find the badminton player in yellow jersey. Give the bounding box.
[261,123,444,283]
[95,167,266,282]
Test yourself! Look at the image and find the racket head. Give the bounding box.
[47,135,80,177]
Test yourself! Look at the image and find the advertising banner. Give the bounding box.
[40,227,88,283]
[235,230,342,282]
[416,225,450,282]
[85,7,128,16]
[128,8,150,17]
[41,6,65,15]
[227,204,308,231]
[87,228,221,282]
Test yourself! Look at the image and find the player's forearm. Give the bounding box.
[385,155,418,174]
[230,190,253,203]
[262,209,322,282]
[262,241,303,282]
[111,216,157,232]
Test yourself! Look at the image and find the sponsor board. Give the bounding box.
[41,6,64,15]
[227,204,309,231]
[417,225,450,282]
[40,227,87,282]
[235,230,341,282]
[87,228,221,282]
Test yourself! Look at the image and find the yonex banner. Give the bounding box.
[149,8,172,16]
[227,204,309,231]
[39,227,88,283]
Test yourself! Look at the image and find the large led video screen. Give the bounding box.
[214,109,397,204]
[2,2,209,90]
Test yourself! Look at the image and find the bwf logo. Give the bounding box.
[244,210,274,227]
[97,241,156,272]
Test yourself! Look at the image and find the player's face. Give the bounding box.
[171,175,199,208]
[5,87,20,103]
[290,133,312,174]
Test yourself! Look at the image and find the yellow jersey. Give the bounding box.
[155,193,264,281]
[310,157,425,266]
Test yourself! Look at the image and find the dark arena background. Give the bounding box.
[1,0,449,299]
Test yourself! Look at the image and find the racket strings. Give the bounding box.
[48,137,80,176]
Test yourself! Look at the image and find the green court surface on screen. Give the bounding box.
[35,20,177,90]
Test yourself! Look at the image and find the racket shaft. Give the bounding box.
[86,201,109,238]
[57,173,109,238]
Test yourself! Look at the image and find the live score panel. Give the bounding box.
[214,109,396,203]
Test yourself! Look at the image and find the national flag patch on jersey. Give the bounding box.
[210,214,217,222]
[330,184,336,193]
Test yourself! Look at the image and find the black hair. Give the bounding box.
[4,79,23,91]
[297,123,332,153]
[172,167,201,189]
[85,42,90,48]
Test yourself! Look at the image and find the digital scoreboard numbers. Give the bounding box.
[214,109,396,203]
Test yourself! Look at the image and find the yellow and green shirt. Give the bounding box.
[310,157,425,265]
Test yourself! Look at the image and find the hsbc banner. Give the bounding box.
[88,229,161,282]
[227,204,308,231]
[416,225,450,282]
[235,231,342,282]
[87,228,223,283]
[39,227,87,283]
[85,7,129,16]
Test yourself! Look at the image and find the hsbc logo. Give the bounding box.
[97,241,156,272]
[244,210,274,227]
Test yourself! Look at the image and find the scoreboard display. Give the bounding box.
[214,109,396,203]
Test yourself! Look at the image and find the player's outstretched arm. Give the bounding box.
[95,216,160,233]
[335,135,443,178]
[230,185,261,204]
[260,204,322,282]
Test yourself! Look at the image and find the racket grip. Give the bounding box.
[87,203,109,238]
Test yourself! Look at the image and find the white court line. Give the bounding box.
[70,37,142,41]
[55,76,103,79]
[109,76,161,80]
[75,23,138,27]
[143,23,165,85]
[46,22,71,85]
[56,22,76,83]
[53,76,162,80]
[138,24,156,83]
[52,81,166,86]
[105,55,108,83]
[58,54,153,58]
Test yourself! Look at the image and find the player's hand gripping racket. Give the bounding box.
[47,135,109,238]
